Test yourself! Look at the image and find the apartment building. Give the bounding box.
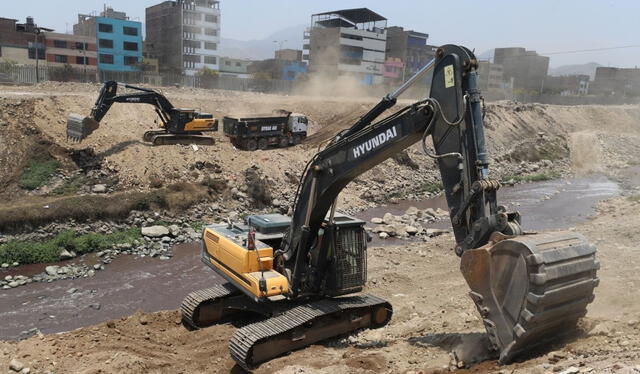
[385,26,435,81]
[43,32,97,71]
[494,47,549,92]
[0,17,52,65]
[303,8,387,85]
[73,7,143,72]
[591,67,640,97]
[146,0,221,76]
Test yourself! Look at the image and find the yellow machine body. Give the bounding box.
[184,118,217,131]
[201,225,289,300]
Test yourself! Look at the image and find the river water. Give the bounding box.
[0,175,622,340]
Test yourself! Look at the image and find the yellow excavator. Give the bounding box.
[181,45,599,370]
[67,81,218,145]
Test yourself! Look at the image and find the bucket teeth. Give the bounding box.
[66,114,99,142]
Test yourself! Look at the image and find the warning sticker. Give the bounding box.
[444,65,455,88]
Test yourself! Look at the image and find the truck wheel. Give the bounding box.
[258,138,268,150]
[279,137,289,148]
[292,135,302,145]
[246,139,258,151]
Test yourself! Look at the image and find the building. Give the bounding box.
[74,7,143,72]
[146,0,221,76]
[494,47,549,92]
[43,32,97,73]
[219,57,252,78]
[0,17,52,66]
[275,48,302,62]
[591,67,640,97]
[477,61,505,92]
[385,26,435,81]
[383,57,403,86]
[544,74,590,96]
[303,8,387,85]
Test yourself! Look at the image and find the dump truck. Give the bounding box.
[223,110,308,150]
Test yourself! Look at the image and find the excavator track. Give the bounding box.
[229,294,392,371]
[181,283,242,329]
[461,231,599,363]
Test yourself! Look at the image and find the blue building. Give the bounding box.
[282,61,307,81]
[73,7,142,72]
[95,17,142,72]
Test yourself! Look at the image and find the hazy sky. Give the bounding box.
[4,0,639,68]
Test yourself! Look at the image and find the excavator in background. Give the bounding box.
[66,81,218,145]
[181,45,599,370]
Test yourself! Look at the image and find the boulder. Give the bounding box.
[92,184,107,193]
[59,249,76,260]
[379,232,389,239]
[9,359,24,372]
[45,266,60,276]
[168,224,181,237]
[141,225,170,238]
[405,206,419,216]
[382,212,396,224]
[405,225,419,235]
[371,217,383,224]
[425,228,449,237]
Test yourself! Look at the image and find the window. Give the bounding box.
[75,42,86,50]
[54,55,68,63]
[225,60,230,66]
[99,54,114,64]
[205,14,218,23]
[53,40,67,48]
[98,23,113,33]
[28,42,45,59]
[204,28,217,36]
[204,56,216,65]
[124,56,139,65]
[204,42,217,50]
[76,56,88,65]
[99,39,113,49]
[123,41,139,51]
[123,26,138,36]
[235,62,241,67]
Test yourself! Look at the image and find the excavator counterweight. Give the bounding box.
[181,44,598,369]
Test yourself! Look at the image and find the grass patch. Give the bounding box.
[51,174,87,196]
[0,228,141,265]
[0,182,211,233]
[628,195,640,203]
[190,221,205,232]
[19,158,60,190]
[420,182,443,194]
[503,172,560,183]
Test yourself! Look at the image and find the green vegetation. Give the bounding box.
[51,174,87,196]
[420,182,443,194]
[0,228,141,265]
[19,158,60,190]
[503,172,560,183]
[190,221,205,232]
[628,195,640,203]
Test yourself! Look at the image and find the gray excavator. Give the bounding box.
[181,45,599,370]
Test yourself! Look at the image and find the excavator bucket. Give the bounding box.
[66,114,100,142]
[460,231,599,363]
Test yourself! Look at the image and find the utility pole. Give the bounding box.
[34,28,40,83]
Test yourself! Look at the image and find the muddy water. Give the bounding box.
[360,174,620,247]
[0,243,221,340]
[0,175,620,340]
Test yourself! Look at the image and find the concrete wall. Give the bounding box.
[495,47,549,92]
[0,46,34,65]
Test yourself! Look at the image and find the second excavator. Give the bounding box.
[67,81,218,145]
[181,45,599,370]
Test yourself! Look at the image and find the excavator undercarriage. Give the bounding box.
[181,45,598,369]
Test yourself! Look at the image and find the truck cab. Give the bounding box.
[288,114,308,137]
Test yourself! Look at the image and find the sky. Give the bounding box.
[3,0,639,68]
